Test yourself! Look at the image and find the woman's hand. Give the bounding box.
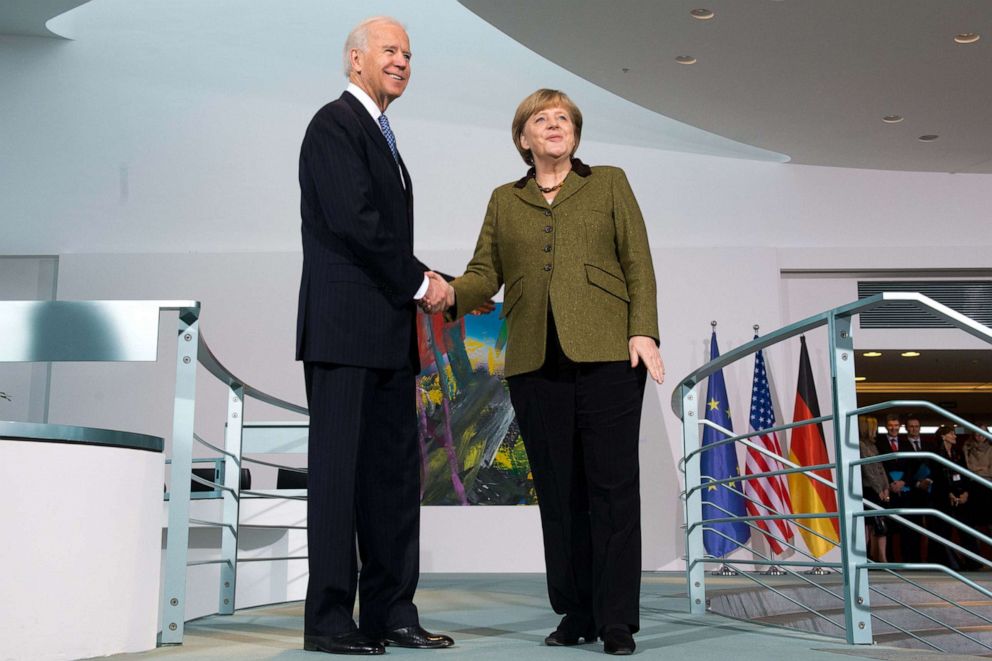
[629,336,664,384]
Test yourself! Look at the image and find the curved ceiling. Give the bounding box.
[0,0,87,37]
[461,0,992,174]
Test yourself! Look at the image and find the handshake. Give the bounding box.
[419,271,455,314]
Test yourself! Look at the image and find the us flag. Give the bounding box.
[744,340,795,555]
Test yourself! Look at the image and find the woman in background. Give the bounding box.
[930,425,977,570]
[859,434,890,562]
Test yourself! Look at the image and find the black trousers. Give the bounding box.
[507,316,647,633]
[303,362,421,637]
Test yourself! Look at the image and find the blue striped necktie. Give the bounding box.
[377,114,400,164]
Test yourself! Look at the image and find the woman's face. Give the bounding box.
[944,430,957,445]
[519,105,575,164]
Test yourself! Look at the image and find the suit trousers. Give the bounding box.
[507,314,646,633]
[303,361,421,637]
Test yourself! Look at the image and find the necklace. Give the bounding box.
[535,174,567,194]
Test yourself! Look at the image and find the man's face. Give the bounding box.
[886,419,901,437]
[906,420,921,438]
[351,22,411,109]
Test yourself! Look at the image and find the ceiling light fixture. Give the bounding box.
[863,351,883,357]
[690,9,715,20]
[918,135,939,142]
[675,55,697,65]
[855,376,866,382]
[954,33,981,44]
[882,115,903,124]
[901,351,921,357]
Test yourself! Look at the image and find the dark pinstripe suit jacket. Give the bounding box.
[296,91,426,370]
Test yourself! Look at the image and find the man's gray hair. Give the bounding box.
[343,16,406,78]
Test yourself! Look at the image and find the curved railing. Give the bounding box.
[673,292,992,652]
[0,299,310,645]
[161,330,309,644]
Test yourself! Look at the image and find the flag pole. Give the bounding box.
[708,321,738,578]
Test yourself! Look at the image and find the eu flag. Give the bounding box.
[701,329,750,557]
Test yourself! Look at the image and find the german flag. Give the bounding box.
[786,336,840,558]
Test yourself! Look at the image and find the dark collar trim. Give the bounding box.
[513,158,592,188]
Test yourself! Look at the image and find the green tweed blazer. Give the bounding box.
[450,162,659,378]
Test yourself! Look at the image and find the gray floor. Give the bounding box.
[102,573,986,660]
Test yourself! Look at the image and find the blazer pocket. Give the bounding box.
[500,275,524,319]
[585,264,630,302]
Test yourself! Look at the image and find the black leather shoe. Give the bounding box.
[602,626,635,655]
[381,625,454,648]
[304,631,385,655]
[544,615,597,646]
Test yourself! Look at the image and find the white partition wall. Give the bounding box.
[0,437,163,661]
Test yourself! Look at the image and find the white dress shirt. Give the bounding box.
[345,83,428,301]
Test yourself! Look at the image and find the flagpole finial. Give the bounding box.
[753,324,760,333]
[711,320,717,328]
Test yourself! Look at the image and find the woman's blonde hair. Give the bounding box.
[511,89,583,165]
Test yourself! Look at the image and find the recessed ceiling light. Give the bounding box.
[855,376,867,382]
[863,351,883,357]
[918,135,939,142]
[954,33,981,44]
[676,55,697,65]
[882,115,903,124]
[690,9,715,20]
[621,67,630,73]
[901,351,921,357]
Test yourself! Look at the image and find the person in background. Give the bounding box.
[876,413,912,562]
[859,428,890,562]
[929,425,978,570]
[964,422,992,565]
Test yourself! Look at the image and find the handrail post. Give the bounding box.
[160,306,201,644]
[218,384,244,615]
[828,312,872,644]
[681,384,706,614]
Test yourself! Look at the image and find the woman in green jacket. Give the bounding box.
[428,89,663,655]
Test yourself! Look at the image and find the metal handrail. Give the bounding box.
[196,333,308,416]
[674,291,992,653]
[161,317,310,645]
[671,292,992,416]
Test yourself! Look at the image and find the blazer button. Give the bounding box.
[543,244,552,252]
[543,264,552,272]
[544,225,552,233]
[544,209,552,216]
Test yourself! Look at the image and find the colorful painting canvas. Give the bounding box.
[416,305,536,505]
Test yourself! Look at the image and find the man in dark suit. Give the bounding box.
[875,413,927,562]
[296,16,453,655]
[903,415,934,561]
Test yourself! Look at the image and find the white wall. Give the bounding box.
[0,439,162,661]
[4,0,992,576]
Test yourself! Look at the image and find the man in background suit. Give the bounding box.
[296,16,453,655]
[875,413,926,562]
[903,415,934,561]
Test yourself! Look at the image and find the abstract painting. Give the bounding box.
[416,305,536,505]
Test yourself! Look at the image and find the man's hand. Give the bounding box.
[629,336,664,384]
[420,271,454,314]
